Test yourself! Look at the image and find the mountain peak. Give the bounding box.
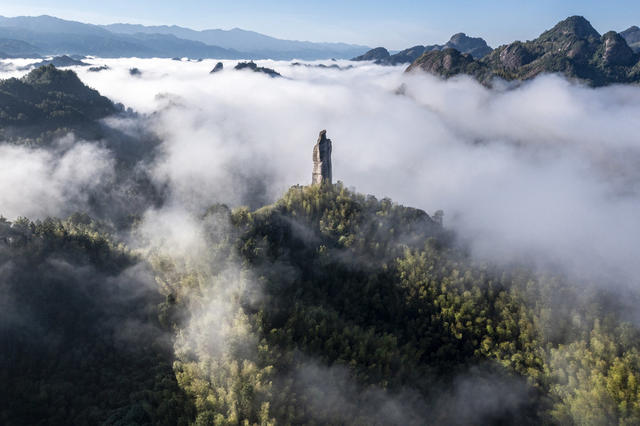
[0,65,117,138]
[600,31,637,66]
[23,64,81,86]
[543,15,600,40]
[448,33,468,42]
[444,33,492,58]
[351,47,390,61]
[21,65,115,108]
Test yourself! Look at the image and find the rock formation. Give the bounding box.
[312,130,332,185]
[210,62,224,73]
[444,33,492,59]
[600,31,636,66]
[405,48,481,77]
[88,65,110,72]
[234,61,281,77]
[351,47,391,63]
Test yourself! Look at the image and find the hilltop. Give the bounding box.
[3,183,640,423]
[407,16,640,86]
[0,65,119,133]
[0,65,118,140]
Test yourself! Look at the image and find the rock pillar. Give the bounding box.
[312,130,332,185]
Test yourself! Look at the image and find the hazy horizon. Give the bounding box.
[0,1,638,49]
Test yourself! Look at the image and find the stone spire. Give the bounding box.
[312,130,332,185]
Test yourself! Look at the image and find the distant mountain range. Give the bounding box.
[0,15,369,60]
[353,33,492,65]
[102,23,369,60]
[0,38,40,58]
[407,16,640,87]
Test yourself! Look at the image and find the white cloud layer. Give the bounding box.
[0,137,115,219]
[1,58,639,285]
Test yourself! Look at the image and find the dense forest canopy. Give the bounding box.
[2,183,640,425]
[0,65,119,140]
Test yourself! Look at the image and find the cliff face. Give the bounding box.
[405,48,487,78]
[312,130,332,185]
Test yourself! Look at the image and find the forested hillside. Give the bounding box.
[3,184,640,424]
[148,184,640,424]
[0,216,193,425]
[0,65,119,141]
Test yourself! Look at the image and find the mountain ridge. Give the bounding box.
[102,22,369,59]
[353,33,492,65]
[0,15,369,60]
[407,16,640,86]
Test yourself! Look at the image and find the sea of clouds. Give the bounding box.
[1,57,639,286]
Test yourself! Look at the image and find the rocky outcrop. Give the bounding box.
[351,47,391,63]
[407,16,640,87]
[600,31,636,66]
[312,130,332,185]
[210,61,224,73]
[497,42,534,70]
[234,61,281,77]
[88,65,109,72]
[406,48,487,78]
[444,33,492,59]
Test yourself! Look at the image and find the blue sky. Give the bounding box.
[0,0,638,48]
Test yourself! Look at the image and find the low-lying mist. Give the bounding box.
[0,57,638,292]
[4,57,637,286]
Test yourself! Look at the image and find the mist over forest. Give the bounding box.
[1,36,640,425]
